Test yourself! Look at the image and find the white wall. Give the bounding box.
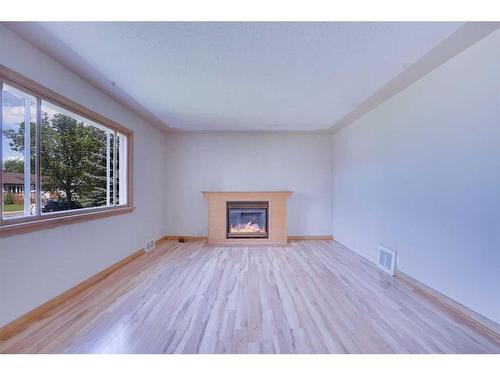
[0,26,168,326]
[164,133,333,236]
[332,30,500,323]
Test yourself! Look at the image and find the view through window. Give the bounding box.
[1,84,36,219]
[1,81,129,222]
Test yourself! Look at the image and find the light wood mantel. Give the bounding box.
[202,191,292,245]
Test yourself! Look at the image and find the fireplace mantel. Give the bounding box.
[202,191,293,245]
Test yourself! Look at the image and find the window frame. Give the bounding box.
[0,64,134,237]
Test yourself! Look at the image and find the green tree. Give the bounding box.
[4,194,14,205]
[3,158,24,173]
[3,112,107,210]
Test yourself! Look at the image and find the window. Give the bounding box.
[1,66,133,234]
[39,101,127,214]
[1,84,36,220]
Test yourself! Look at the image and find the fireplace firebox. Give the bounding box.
[226,201,269,239]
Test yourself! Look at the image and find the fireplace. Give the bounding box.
[204,192,291,245]
[226,201,269,239]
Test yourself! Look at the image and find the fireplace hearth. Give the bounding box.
[226,201,269,239]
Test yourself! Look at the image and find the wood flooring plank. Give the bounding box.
[0,240,498,354]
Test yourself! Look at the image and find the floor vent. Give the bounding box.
[145,239,156,252]
[378,246,396,276]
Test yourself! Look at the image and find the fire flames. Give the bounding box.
[230,221,265,233]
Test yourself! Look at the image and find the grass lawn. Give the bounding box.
[3,203,24,212]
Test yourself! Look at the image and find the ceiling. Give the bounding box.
[5,22,464,132]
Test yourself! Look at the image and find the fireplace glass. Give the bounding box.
[226,201,269,238]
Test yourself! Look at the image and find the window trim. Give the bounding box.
[0,64,134,237]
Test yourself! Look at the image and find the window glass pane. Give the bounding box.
[106,132,127,207]
[2,84,36,220]
[117,133,127,205]
[40,101,108,213]
[108,131,115,206]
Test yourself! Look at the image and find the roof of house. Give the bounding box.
[2,172,36,185]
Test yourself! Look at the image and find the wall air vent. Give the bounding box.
[378,246,397,276]
[145,239,156,252]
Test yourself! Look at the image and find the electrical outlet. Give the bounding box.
[145,239,156,252]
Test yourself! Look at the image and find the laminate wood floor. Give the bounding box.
[0,240,498,354]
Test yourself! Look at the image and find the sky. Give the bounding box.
[2,89,30,163]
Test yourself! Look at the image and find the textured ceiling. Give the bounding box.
[7,22,463,131]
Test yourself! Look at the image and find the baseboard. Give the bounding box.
[395,271,500,340]
[164,236,207,241]
[0,235,168,341]
[287,235,333,241]
[165,235,333,242]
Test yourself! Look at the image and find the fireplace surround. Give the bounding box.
[203,191,292,245]
[226,201,269,239]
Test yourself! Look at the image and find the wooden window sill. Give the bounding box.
[0,206,135,238]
